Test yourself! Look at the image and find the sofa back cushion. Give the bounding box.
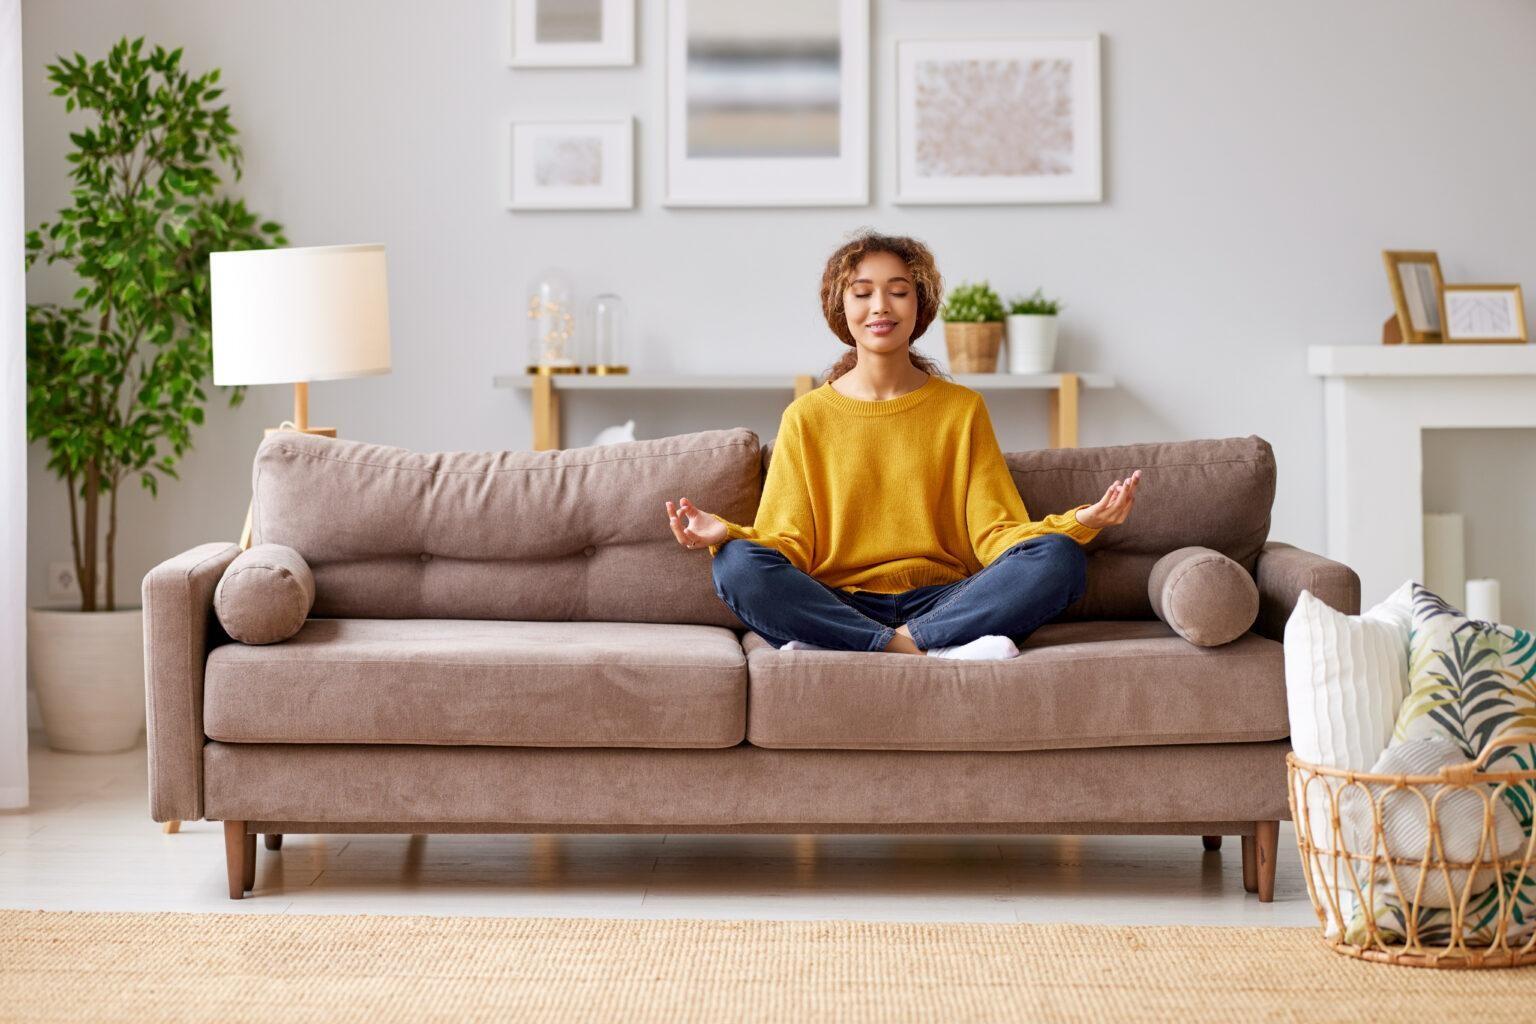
[250,428,762,625]
[760,432,1275,621]
[1005,435,1274,619]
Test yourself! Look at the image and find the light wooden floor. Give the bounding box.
[1,732,1317,925]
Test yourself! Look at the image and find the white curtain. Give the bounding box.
[1,0,29,810]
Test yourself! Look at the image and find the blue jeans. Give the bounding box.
[710,534,1088,652]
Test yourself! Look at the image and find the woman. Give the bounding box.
[663,230,1140,658]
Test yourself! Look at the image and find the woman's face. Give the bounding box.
[843,250,917,354]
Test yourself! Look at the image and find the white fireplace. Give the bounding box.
[1307,344,1536,610]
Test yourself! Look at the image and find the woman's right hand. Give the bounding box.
[665,497,729,550]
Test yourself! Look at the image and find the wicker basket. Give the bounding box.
[943,322,1003,373]
[1287,731,1536,968]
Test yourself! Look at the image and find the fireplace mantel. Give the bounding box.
[1308,344,1536,608]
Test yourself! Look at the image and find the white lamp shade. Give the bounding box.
[211,243,392,385]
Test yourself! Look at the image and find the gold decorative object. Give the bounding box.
[1287,731,1536,968]
[526,269,579,374]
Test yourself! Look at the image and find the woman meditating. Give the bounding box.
[663,230,1140,659]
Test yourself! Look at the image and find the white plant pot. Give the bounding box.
[27,606,146,753]
[1005,314,1059,373]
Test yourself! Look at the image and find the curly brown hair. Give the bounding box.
[819,228,950,384]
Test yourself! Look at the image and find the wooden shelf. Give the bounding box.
[493,371,1116,451]
[493,371,1116,391]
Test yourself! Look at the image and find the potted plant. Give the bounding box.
[25,37,286,752]
[1004,287,1064,374]
[939,280,1006,373]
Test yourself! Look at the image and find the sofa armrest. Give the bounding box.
[142,542,242,822]
[1252,541,1361,643]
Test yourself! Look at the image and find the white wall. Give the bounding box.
[22,1,1536,631]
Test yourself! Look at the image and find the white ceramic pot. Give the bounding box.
[1005,314,1059,373]
[27,606,146,753]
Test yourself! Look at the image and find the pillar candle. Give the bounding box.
[1465,578,1502,623]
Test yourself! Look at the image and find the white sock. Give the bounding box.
[781,639,829,651]
[925,634,1021,660]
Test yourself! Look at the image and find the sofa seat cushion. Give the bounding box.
[742,619,1287,752]
[204,619,747,748]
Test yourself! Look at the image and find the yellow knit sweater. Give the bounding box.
[707,373,1100,594]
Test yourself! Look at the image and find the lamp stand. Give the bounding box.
[237,381,338,549]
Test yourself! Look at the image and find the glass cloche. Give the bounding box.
[585,293,628,375]
[525,268,580,374]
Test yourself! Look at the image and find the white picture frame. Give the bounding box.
[894,35,1102,205]
[508,0,635,68]
[664,0,869,207]
[506,118,634,210]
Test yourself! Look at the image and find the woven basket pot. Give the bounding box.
[943,322,1003,373]
[1287,730,1536,969]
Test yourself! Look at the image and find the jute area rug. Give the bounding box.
[1,910,1531,1023]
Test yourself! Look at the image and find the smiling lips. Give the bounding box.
[866,320,897,335]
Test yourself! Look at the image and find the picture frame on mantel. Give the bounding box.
[894,35,1103,205]
[506,118,634,210]
[1441,283,1528,344]
[664,0,870,207]
[1381,250,1445,343]
[508,0,635,67]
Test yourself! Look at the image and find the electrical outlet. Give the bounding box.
[46,560,109,603]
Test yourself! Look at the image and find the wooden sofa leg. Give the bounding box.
[1201,835,1222,851]
[243,831,257,892]
[264,833,284,851]
[1241,834,1258,893]
[1255,820,1278,902]
[223,821,250,900]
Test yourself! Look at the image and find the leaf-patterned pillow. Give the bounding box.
[1346,583,1536,947]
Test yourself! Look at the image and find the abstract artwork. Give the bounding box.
[507,118,633,210]
[1442,284,1528,343]
[509,0,634,67]
[665,0,869,206]
[895,36,1101,204]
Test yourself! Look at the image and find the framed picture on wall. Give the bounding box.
[508,0,635,67]
[506,118,634,210]
[894,35,1103,204]
[1441,284,1528,343]
[1382,250,1445,343]
[664,0,870,207]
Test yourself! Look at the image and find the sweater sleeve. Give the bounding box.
[965,397,1101,567]
[705,411,815,573]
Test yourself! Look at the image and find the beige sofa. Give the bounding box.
[142,428,1359,901]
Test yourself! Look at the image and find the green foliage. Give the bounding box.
[939,281,1006,323]
[1007,287,1063,316]
[24,36,287,610]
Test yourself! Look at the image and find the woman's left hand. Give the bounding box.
[1076,469,1141,530]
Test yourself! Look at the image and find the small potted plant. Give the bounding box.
[1004,287,1063,374]
[939,280,1006,373]
[25,38,285,752]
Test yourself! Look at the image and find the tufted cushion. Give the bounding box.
[250,428,762,625]
[214,543,315,645]
[1147,546,1259,646]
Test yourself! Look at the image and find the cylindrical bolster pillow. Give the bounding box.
[214,543,315,645]
[1147,545,1259,647]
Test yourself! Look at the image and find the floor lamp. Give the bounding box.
[210,243,392,550]
[158,245,391,836]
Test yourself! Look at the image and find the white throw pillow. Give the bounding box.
[1342,738,1527,910]
[1284,579,1413,770]
[1283,579,1414,935]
